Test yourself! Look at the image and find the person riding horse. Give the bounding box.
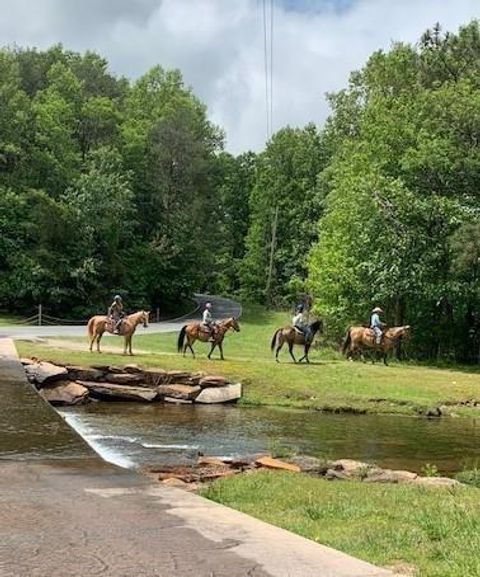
[108,295,125,334]
[292,304,312,343]
[202,302,217,341]
[370,306,385,345]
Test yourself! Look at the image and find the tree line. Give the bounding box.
[1,21,480,361]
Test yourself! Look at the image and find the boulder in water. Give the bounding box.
[77,380,157,402]
[66,366,105,382]
[39,381,89,405]
[157,383,201,400]
[195,383,241,404]
[25,361,68,386]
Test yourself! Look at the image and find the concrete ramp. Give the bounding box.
[0,338,393,577]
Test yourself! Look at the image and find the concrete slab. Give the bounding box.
[0,338,393,577]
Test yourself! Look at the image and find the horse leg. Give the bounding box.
[96,332,104,353]
[275,339,284,363]
[208,342,216,360]
[89,332,95,352]
[305,344,311,364]
[129,335,133,356]
[288,343,297,364]
[219,342,224,361]
[383,352,389,366]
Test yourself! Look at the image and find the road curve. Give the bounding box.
[0,293,242,339]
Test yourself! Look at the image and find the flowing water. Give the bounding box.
[58,403,480,475]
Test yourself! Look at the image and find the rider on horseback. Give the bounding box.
[293,304,312,342]
[108,295,125,334]
[202,302,217,341]
[370,306,385,345]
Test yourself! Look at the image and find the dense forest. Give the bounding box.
[1,21,480,360]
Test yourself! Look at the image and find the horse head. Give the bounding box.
[309,319,323,336]
[141,310,150,328]
[226,317,241,332]
[390,325,411,341]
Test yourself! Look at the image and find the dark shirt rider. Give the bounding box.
[108,295,125,334]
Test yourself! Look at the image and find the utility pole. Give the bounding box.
[265,204,279,304]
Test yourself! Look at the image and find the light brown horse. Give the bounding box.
[87,310,150,355]
[342,325,411,365]
[271,320,323,363]
[177,317,240,360]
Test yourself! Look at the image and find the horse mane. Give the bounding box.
[309,319,323,331]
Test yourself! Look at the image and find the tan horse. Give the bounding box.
[271,320,323,363]
[342,325,411,365]
[87,310,150,355]
[177,317,240,360]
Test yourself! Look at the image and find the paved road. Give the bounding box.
[0,294,242,340]
[0,338,393,577]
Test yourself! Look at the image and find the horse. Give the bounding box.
[177,317,240,360]
[270,319,323,363]
[87,310,150,355]
[342,325,411,365]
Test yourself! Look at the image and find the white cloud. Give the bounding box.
[0,0,478,152]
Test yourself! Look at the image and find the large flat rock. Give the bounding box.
[195,383,242,404]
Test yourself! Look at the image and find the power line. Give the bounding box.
[270,0,274,136]
[262,0,270,141]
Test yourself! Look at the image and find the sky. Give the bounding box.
[0,0,478,153]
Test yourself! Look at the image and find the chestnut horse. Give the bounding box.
[177,317,240,360]
[342,325,411,365]
[270,319,323,363]
[87,310,150,355]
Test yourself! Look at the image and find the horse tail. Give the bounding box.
[87,317,95,338]
[271,329,281,352]
[342,328,352,355]
[177,325,187,353]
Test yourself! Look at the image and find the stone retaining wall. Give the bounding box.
[22,359,242,405]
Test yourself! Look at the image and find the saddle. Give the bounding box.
[107,318,124,335]
[200,323,213,335]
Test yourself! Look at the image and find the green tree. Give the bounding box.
[242,125,326,304]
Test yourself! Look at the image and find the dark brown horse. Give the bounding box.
[342,325,411,365]
[270,320,323,363]
[177,317,240,360]
[87,310,150,355]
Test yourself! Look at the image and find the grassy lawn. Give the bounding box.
[201,470,480,577]
[0,313,23,325]
[15,305,480,416]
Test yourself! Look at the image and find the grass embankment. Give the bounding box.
[16,306,480,416]
[202,470,480,577]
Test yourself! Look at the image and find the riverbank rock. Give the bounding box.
[164,397,193,404]
[142,369,168,386]
[255,456,301,473]
[39,381,89,405]
[195,383,242,404]
[78,381,157,402]
[165,370,192,384]
[25,361,68,386]
[104,373,145,385]
[413,476,460,488]
[187,372,207,385]
[286,455,329,474]
[198,375,229,388]
[124,364,143,374]
[332,459,377,477]
[157,384,201,401]
[66,366,105,382]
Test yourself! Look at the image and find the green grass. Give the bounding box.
[0,313,23,325]
[201,471,480,577]
[15,305,480,416]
